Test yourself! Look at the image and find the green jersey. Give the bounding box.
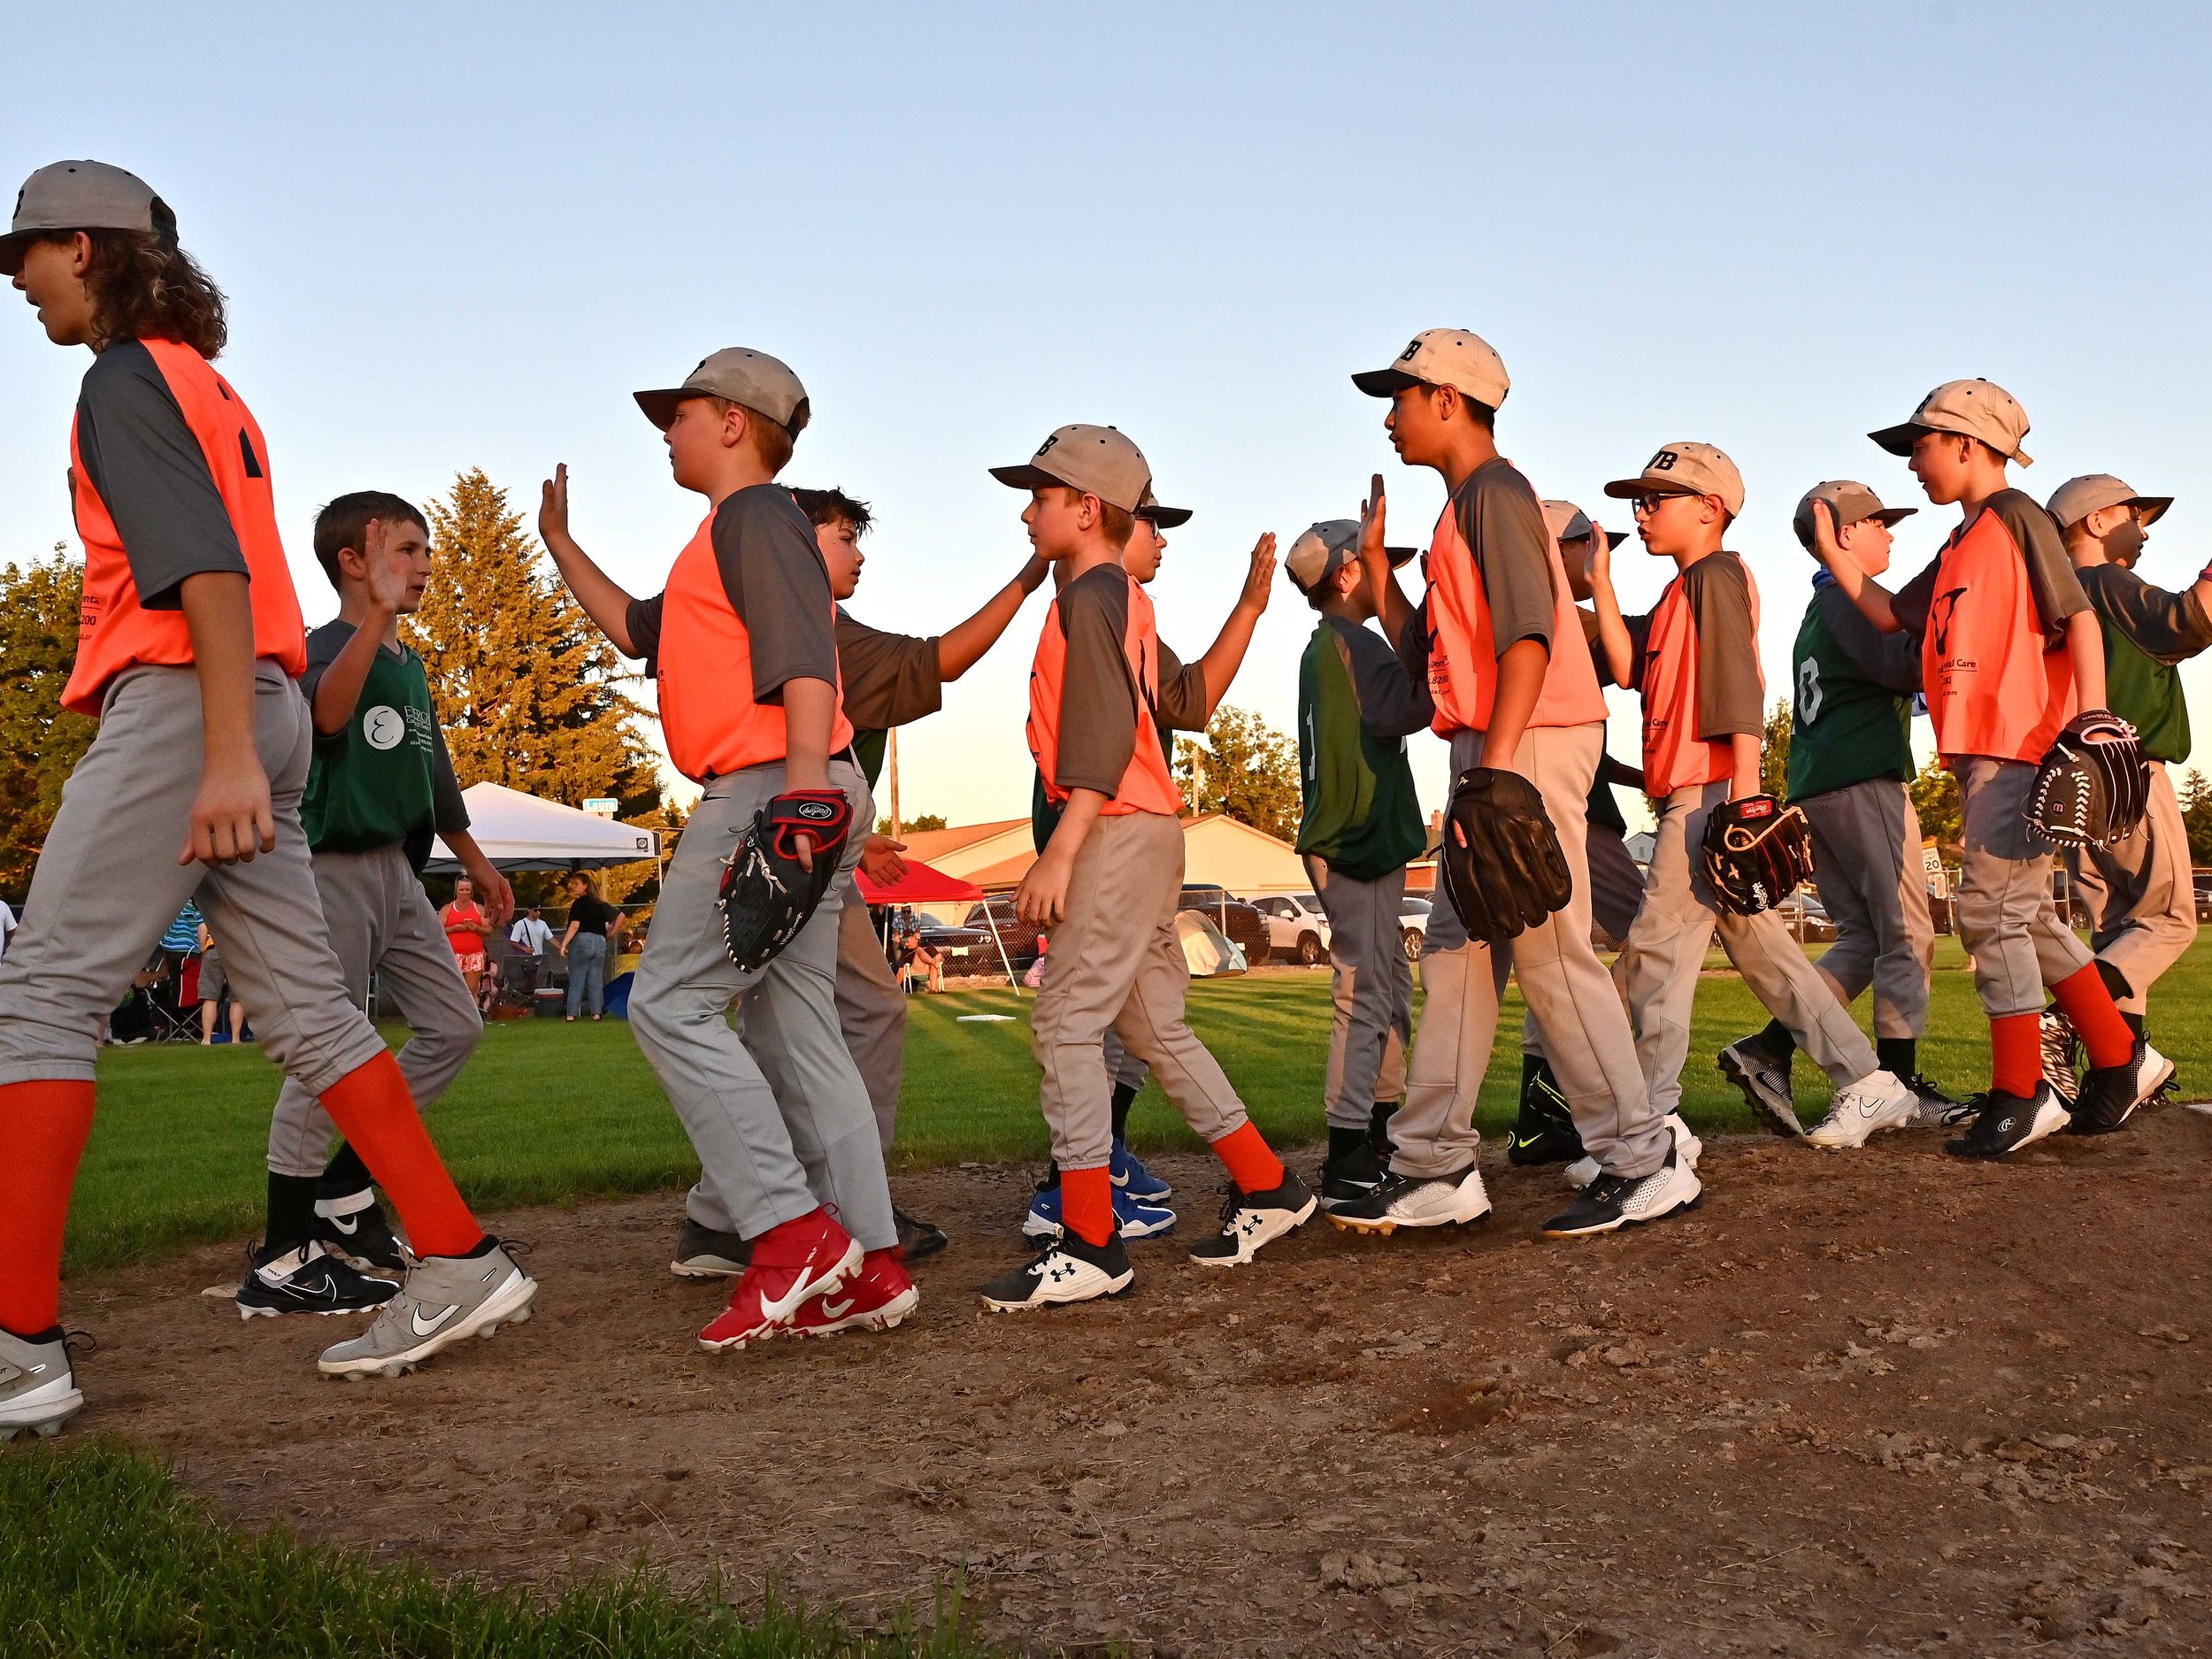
[1786,582,1918,803]
[300,621,467,868]
[1294,618,1425,882]
[2077,563,2212,765]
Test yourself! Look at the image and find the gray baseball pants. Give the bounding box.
[1303,855,1410,1129]
[1954,756,2093,1018]
[1800,777,1934,1039]
[2064,760,2193,1015]
[1102,1028,1149,1096]
[1621,780,1880,1119]
[266,843,483,1178]
[1521,823,1644,1059]
[1394,723,1668,1181]
[0,663,388,1094]
[1033,810,1250,1171]
[628,757,895,1252]
[833,872,908,1157]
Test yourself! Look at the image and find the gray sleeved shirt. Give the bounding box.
[2076,564,2212,664]
[301,620,469,833]
[1816,582,1922,695]
[624,485,839,702]
[1051,565,1141,797]
[835,609,943,731]
[73,340,250,609]
[1455,457,1557,656]
[1327,615,1431,740]
[1893,489,2088,641]
[1154,641,1213,733]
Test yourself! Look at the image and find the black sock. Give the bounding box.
[3,1322,64,1345]
[1518,1053,1542,1094]
[2121,1010,2146,1041]
[1328,1125,1368,1162]
[265,1171,321,1254]
[1758,1018,1796,1062]
[1110,1081,1138,1144]
[1875,1037,1916,1079]
[320,1141,373,1199]
[2095,958,2134,1005]
[458,1233,499,1259]
[1368,1100,1399,1151]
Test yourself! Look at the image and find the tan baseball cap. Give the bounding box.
[1869,379,2032,466]
[990,424,1156,514]
[2046,473,2173,531]
[634,348,810,433]
[1282,519,1417,595]
[1602,442,1746,518]
[1791,480,1916,549]
[1134,487,1191,530]
[1541,500,1626,551]
[1351,329,1510,410]
[0,160,176,275]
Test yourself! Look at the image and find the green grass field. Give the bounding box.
[69,934,2212,1275]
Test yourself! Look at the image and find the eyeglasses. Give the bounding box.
[1631,491,1693,517]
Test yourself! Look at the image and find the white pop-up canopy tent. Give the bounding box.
[424,782,659,873]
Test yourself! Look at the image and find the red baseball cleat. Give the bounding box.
[697,1208,861,1353]
[784,1247,918,1339]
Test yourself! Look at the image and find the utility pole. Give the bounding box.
[888,727,902,840]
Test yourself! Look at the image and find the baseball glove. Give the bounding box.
[2025,709,2150,849]
[716,788,855,971]
[1700,794,1814,917]
[1439,767,1574,944]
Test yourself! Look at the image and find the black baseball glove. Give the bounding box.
[717,788,855,972]
[1700,794,1814,917]
[1439,767,1573,944]
[2025,709,2150,849]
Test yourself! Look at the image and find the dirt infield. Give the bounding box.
[67,1106,2212,1656]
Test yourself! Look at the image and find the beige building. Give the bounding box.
[899,813,1344,909]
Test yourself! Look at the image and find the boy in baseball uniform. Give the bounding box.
[2039,472,2201,1096]
[1284,519,1426,1209]
[243,491,514,1317]
[537,349,914,1348]
[1587,443,1911,1156]
[1810,381,2155,1153]
[1336,331,1695,1240]
[664,484,1048,1276]
[982,426,1311,1310]
[1717,481,1958,1137]
[0,163,533,1436]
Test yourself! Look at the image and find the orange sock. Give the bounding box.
[0,1080,96,1336]
[318,1052,482,1259]
[1061,1165,1115,1248]
[1990,1014,2042,1098]
[2050,966,2134,1070]
[1210,1121,1285,1195]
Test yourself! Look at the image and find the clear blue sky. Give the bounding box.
[8,3,2209,827]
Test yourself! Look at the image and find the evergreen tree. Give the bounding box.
[1173,705,1302,842]
[0,547,98,895]
[405,471,662,818]
[1909,765,1963,855]
[2178,769,2212,864]
[1761,697,1791,798]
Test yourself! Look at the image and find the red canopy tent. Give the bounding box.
[854,856,1020,988]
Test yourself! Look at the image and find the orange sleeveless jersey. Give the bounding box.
[1920,509,2076,765]
[1640,561,1763,796]
[1423,497,1608,738]
[655,511,855,784]
[1026,569,1182,818]
[64,338,306,715]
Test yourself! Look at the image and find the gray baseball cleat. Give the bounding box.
[317,1240,536,1380]
[1718,1038,1803,1137]
[1,1327,83,1441]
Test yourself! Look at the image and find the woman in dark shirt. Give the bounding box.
[558,872,620,1022]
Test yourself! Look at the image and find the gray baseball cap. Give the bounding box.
[1603,442,1747,518]
[0,160,176,275]
[1351,328,1510,409]
[2046,473,2173,531]
[1282,519,1416,595]
[991,425,1156,514]
[1540,500,1627,551]
[1869,379,2032,466]
[634,348,810,433]
[1791,480,1916,549]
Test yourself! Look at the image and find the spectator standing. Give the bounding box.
[196,920,245,1044]
[0,900,16,961]
[439,876,492,1002]
[558,872,618,1022]
[508,905,553,995]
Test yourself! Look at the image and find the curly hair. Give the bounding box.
[74,229,228,357]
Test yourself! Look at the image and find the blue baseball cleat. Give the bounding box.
[1023,1184,1178,1241]
[1109,1140,1172,1203]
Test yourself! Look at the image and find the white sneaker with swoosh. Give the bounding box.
[1804,1070,1915,1149]
[317,1240,536,1379]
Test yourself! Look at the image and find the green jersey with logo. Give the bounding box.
[300,622,462,866]
[1786,583,1918,803]
[1295,618,1425,882]
[2078,564,2212,765]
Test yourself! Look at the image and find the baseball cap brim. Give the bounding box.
[1601,478,1698,501]
[1135,503,1193,528]
[1350,367,1423,398]
[1870,506,1918,526]
[2131,496,2175,526]
[1867,422,1929,457]
[0,231,41,276]
[634,388,704,431]
[988,463,1077,494]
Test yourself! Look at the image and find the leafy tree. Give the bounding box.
[0,547,98,895]
[1761,697,1791,798]
[404,471,661,819]
[1909,765,1963,854]
[879,812,947,834]
[2179,769,2212,864]
[1173,705,1301,842]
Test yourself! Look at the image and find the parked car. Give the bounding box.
[961,898,1046,971]
[914,921,993,975]
[1251,894,1331,965]
[1399,895,1431,961]
[1179,884,1271,965]
[2193,872,2212,925]
[1770,892,1837,943]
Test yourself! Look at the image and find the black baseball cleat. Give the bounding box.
[1508,1056,1585,1165]
[2069,1037,2173,1136]
[894,1207,949,1263]
[1188,1171,1317,1267]
[1318,1139,1388,1210]
[313,1192,410,1271]
[670,1216,752,1279]
[235,1240,398,1319]
[979,1230,1133,1311]
[1541,1147,1701,1237]
[2039,1008,2080,1107]
[1944,1084,2070,1159]
[1906,1074,1974,1128]
[1717,1037,1801,1137]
